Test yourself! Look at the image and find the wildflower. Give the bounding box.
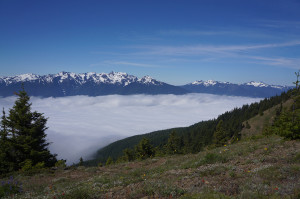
[264,147,268,151]
[275,187,279,190]
[224,145,227,147]
[62,192,65,195]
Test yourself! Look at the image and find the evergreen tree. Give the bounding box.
[1,87,57,172]
[265,72,300,140]
[213,120,229,146]
[135,138,155,160]
[165,131,182,154]
[0,109,14,173]
[122,148,135,161]
[79,157,84,166]
[105,157,113,166]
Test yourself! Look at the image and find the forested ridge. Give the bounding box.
[86,85,296,166]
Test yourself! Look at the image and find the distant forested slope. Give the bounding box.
[85,89,293,166]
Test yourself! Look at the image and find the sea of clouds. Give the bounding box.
[0,94,261,164]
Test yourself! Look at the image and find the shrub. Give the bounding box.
[55,159,67,168]
[106,157,114,166]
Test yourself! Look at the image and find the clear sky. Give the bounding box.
[0,0,299,86]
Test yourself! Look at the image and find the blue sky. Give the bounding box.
[0,0,299,86]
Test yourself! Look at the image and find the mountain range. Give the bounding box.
[0,72,292,98]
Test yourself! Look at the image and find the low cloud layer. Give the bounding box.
[0,94,260,164]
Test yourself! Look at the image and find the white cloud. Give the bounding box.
[0,94,260,164]
[133,41,300,57]
[247,56,300,69]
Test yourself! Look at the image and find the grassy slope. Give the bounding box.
[1,101,300,199]
[240,99,293,138]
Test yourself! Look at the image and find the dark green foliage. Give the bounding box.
[263,73,300,140]
[135,138,155,160]
[0,176,23,197]
[269,93,300,140]
[105,157,114,166]
[165,131,182,154]
[0,88,57,174]
[213,120,229,146]
[122,148,136,161]
[79,157,84,166]
[0,109,15,174]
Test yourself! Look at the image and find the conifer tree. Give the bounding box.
[1,87,57,171]
[213,120,229,146]
[0,109,14,173]
[79,157,84,166]
[105,156,113,166]
[122,148,135,161]
[165,131,181,154]
[135,138,155,160]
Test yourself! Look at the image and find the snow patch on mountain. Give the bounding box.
[0,71,163,86]
[189,79,288,90]
[191,80,230,86]
[244,81,289,89]
[245,81,269,87]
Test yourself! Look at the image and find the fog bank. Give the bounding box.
[0,94,260,164]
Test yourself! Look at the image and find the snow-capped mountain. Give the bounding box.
[0,71,162,86]
[191,80,231,86]
[0,72,292,98]
[182,80,292,98]
[0,72,187,97]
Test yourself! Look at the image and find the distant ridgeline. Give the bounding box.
[85,88,296,166]
[0,72,292,98]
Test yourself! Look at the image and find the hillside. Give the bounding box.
[0,101,299,198]
[0,85,298,198]
[87,90,292,165]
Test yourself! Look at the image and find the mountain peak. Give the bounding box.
[245,81,269,87]
[0,71,187,97]
[0,71,162,87]
[191,80,227,86]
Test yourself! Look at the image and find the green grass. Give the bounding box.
[1,135,299,199]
